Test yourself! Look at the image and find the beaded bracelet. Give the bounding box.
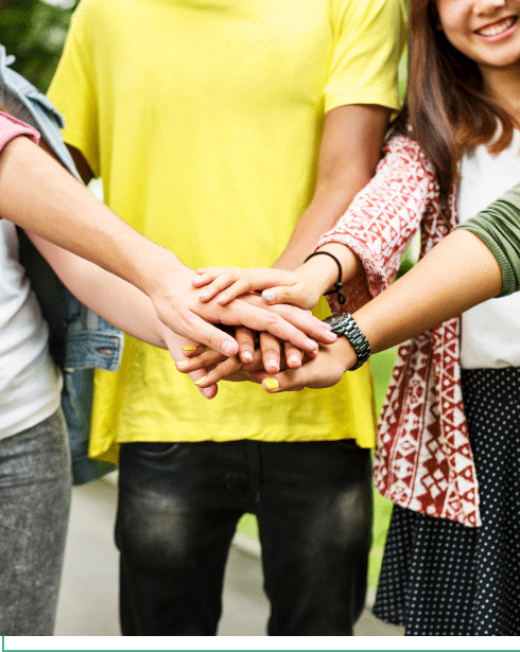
[304,251,346,304]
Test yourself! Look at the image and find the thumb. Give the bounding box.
[258,366,310,393]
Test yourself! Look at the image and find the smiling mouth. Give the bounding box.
[476,15,517,37]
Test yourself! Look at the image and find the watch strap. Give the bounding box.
[325,313,371,371]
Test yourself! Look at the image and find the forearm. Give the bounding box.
[28,232,174,349]
[352,231,503,355]
[279,231,504,385]
[274,173,370,271]
[0,136,186,297]
[274,104,389,271]
[29,231,221,397]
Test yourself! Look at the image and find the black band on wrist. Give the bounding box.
[304,251,346,304]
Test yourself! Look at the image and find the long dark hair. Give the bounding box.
[393,0,516,199]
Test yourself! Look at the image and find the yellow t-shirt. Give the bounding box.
[48,0,405,461]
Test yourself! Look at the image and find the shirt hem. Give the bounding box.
[325,89,401,114]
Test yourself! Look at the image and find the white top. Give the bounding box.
[458,130,520,369]
[0,219,61,439]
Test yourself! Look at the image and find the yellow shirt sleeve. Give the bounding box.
[325,0,406,113]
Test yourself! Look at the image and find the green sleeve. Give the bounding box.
[453,183,520,297]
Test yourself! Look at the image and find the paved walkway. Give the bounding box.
[55,478,404,637]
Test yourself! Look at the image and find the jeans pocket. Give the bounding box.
[124,442,181,459]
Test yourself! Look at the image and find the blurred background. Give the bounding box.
[1,0,76,92]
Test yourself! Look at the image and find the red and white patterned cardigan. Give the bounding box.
[317,133,481,528]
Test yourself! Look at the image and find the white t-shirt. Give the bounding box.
[458,131,520,368]
[0,219,61,439]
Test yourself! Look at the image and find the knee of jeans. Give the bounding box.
[337,486,372,550]
[308,486,372,558]
[116,489,191,561]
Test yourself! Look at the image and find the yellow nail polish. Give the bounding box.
[194,376,207,386]
[264,378,279,390]
[183,346,197,351]
[176,361,189,367]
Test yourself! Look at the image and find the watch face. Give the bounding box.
[324,314,349,330]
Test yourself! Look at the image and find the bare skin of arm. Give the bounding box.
[260,231,503,391]
[273,104,390,271]
[183,231,503,388]
[352,230,502,354]
[0,136,336,356]
[28,231,219,399]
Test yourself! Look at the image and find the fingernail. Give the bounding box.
[288,355,300,366]
[266,362,279,373]
[182,346,197,351]
[199,290,209,299]
[262,291,274,302]
[216,293,227,303]
[175,361,189,367]
[194,376,207,386]
[192,276,202,283]
[241,351,253,363]
[221,341,234,356]
[264,378,279,390]
[306,338,318,350]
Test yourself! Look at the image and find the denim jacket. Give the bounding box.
[0,46,121,483]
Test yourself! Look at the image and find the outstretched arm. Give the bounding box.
[261,229,503,392]
[351,230,502,355]
[350,180,520,354]
[273,104,389,271]
[0,132,335,356]
[27,231,219,399]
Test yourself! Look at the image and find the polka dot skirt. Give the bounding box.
[373,367,520,635]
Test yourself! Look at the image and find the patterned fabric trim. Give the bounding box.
[317,134,481,527]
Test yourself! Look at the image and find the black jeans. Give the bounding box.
[116,439,372,636]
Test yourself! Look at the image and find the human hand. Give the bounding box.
[253,338,357,393]
[176,326,307,386]
[150,260,335,358]
[160,330,218,399]
[176,345,264,387]
[192,265,324,310]
[228,326,305,374]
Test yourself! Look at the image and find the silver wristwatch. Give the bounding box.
[323,313,371,371]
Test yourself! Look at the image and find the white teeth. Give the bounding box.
[478,17,516,37]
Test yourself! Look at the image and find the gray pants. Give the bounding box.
[0,409,71,635]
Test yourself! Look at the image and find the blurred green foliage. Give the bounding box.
[0,0,77,92]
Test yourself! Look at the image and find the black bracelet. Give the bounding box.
[304,251,346,305]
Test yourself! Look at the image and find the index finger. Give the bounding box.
[213,299,319,355]
[176,311,239,357]
[242,295,337,346]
